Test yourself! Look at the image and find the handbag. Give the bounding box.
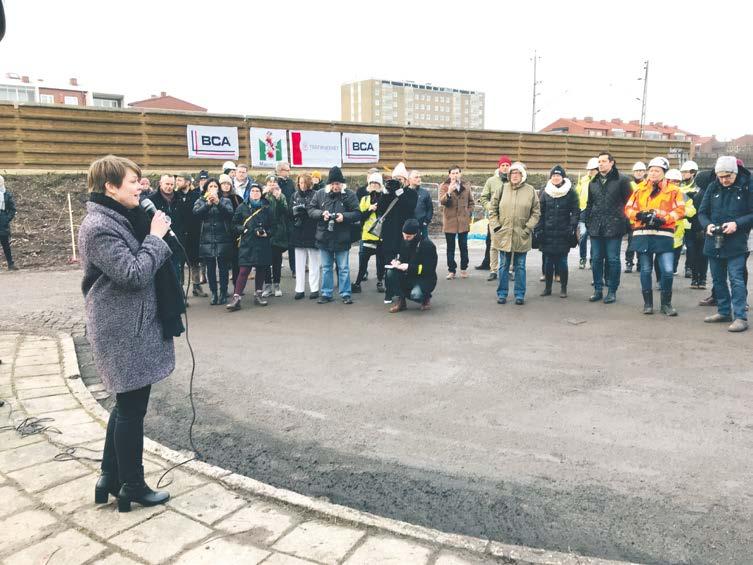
[367,196,400,240]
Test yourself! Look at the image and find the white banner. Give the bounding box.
[342,133,380,163]
[289,130,342,168]
[186,125,239,160]
[250,127,289,168]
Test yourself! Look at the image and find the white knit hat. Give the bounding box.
[509,162,528,183]
[218,174,232,185]
[715,156,738,174]
[392,162,409,179]
[367,172,383,187]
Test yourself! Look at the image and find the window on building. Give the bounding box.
[64,96,79,105]
[0,85,35,103]
[375,100,380,106]
[93,98,121,108]
[40,94,55,104]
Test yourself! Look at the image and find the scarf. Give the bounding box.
[249,198,262,209]
[89,193,185,339]
[544,178,572,199]
[0,182,5,212]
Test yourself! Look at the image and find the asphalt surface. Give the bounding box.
[2,242,752,565]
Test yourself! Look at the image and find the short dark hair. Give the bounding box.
[598,151,614,162]
[449,165,462,173]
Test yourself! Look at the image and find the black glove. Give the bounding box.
[635,211,650,223]
[647,215,666,229]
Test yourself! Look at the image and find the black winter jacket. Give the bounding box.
[176,188,202,261]
[290,189,318,249]
[377,184,418,259]
[233,201,273,266]
[584,166,632,238]
[698,167,753,259]
[0,191,17,237]
[193,197,234,259]
[307,189,360,252]
[535,186,580,255]
[395,235,438,295]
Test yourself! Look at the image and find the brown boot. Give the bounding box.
[225,294,241,311]
[389,298,407,313]
[420,297,432,311]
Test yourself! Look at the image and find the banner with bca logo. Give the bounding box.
[342,133,380,164]
[186,125,239,159]
[250,128,288,168]
[289,130,342,168]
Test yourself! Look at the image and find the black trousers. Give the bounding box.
[445,232,469,273]
[356,243,385,284]
[0,235,12,265]
[265,245,286,285]
[102,385,151,485]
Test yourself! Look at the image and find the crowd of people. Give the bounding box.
[134,151,752,331]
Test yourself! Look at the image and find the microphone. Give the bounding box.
[140,198,177,239]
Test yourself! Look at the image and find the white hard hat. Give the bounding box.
[632,161,647,172]
[648,157,670,171]
[586,157,599,170]
[680,160,699,172]
[222,161,237,171]
[666,169,682,182]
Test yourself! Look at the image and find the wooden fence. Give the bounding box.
[0,102,691,173]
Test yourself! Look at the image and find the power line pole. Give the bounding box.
[638,60,649,138]
[531,51,542,132]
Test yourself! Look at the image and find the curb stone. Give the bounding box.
[53,331,638,565]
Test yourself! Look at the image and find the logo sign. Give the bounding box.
[186,125,239,159]
[250,127,289,168]
[289,130,342,168]
[342,133,380,164]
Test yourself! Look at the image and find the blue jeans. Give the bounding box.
[497,251,527,299]
[320,249,351,298]
[590,236,622,293]
[639,251,673,293]
[421,225,430,240]
[709,255,748,320]
[579,229,588,260]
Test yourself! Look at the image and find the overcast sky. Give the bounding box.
[2,0,749,140]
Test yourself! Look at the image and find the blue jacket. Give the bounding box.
[698,167,753,259]
[414,186,434,227]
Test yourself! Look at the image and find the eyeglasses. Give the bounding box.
[718,174,733,180]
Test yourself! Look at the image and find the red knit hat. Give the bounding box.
[498,155,512,166]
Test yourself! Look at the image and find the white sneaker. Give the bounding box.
[262,284,272,298]
[274,284,282,297]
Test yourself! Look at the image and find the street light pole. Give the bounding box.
[639,60,649,138]
[531,51,542,132]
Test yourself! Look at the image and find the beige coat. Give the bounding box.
[439,180,474,233]
[488,182,540,253]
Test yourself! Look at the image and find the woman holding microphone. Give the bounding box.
[79,155,184,512]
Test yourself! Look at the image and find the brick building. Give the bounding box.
[128,92,207,112]
[540,116,698,145]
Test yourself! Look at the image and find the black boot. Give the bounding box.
[642,290,654,314]
[210,292,219,305]
[219,290,228,305]
[94,473,120,503]
[559,271,569,298]
[660,291,677,316]
[117,476,169,512]
[540,273,553,296]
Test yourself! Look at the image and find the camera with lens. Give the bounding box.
[254,226,267,238]
[292,204,307,227]
[710,225,725,249]
[385,178,401,191]
[636,210,664,229]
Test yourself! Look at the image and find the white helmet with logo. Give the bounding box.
[648,157,670,171]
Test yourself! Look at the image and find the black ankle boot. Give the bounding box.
[642,290,654,314]
[94,473,121,503]
[117,480,170,512]
[660,291,677,316]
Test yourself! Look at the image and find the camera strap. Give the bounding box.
[237,208,263,247]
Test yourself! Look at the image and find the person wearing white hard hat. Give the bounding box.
[624,156,685,315]
[575,157,599,269]
[679,160,704,284]
[222,161,237,178]
[624,161,647,273]
[698,156,753,332]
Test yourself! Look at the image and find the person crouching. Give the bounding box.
[386,219,438,312]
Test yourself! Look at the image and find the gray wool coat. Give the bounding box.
[78,202,175,394]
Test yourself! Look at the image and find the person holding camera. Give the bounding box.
[353,172,387,294]
[261,175,290,298]
[625,157,685,316]
[698,156,753,332]
[192,178,234,305]
[376,163,418,266]
[219,174,243,284]
[290,173,320,299]
[307,166,360,304]
[226,183,272,311]
[386,219,437,312]
[439,165,474,280]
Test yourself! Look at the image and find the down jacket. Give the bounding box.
[193,196,234,259]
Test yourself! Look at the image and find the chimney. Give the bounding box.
[584,116,593,122]
[160,91,166,97]
[21,76,30,83]
[629,120,639,125]
[611,118,622,124]
[69,77,78,86]
[150,94,157,99]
